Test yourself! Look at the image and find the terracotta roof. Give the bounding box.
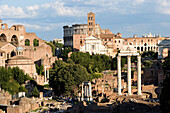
[9,56,32,60]
[0,49,5,53]
[124,37,157,39]
[0,42,8,48]
[100,34,115,38]
[115,37,123,39]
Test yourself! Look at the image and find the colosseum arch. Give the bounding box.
[25,39,30,46]
[0,33,7,42]
[11,35,18,46]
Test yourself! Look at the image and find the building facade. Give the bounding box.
[0,19,57,85]
[80,35,108,55]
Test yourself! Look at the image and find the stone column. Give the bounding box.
[127,56,132,95]
[44,66,46,83]
[81,83,84,101]
[117,55,122,95]
[84,85,86,97]
[137,55,142,95]
[47,69,49,83]
[89,82,93,101]
[87,85,89,97]
[87,85,89,101]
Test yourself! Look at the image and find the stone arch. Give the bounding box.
[163,48,169,58]
[11,35,18,46]
[25,39,30,46]
[142,92,153,98]
[33,38,39,47]
[0,33,7,42]
[11,25,17,30]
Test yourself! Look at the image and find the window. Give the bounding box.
[88,17,93,20]
[109,39,111,41]
[25,39,30,46]
[119,40,120,43]
[80,36,82,38]
[105,39,107,41]
[33,39,39,47]
[89,28,93,31]
[92,45,95,50]
[7,53,9,58]
[89,22,93,25]
[115,40,116,43]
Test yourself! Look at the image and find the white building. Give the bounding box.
[80,35,108,55]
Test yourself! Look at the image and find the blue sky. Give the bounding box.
[1,0,170,41]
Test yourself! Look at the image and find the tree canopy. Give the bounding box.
[50,60,90,96]
[31,86,39,97]
[0,67,31,94]
[160,54,170,112]
[70,52,112,74]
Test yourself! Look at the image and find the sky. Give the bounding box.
[1,0,170,41]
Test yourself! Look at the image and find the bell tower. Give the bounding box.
[87,12,95,36]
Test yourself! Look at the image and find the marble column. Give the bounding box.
[127,56,132,95]
[137,55,142,95]
[117,55,122,95]
[44,66,46,83]
[81,83,84,101]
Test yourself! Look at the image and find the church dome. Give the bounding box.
[16,46,23,51]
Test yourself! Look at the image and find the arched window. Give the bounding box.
[33,38,39,47]
[0,33,7,42]
[11,35,18,46]
[25,39,30,46]
[144,43,147,46]
[11,51,16,57]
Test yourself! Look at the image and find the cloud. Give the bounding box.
[155,0,170,15]
[0,5,28,18]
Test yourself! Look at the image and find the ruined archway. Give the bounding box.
[25,39,30,46]
[0,33,7,42]
[11,35,18,46]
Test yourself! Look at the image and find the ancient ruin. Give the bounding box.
[117,45,141,95]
